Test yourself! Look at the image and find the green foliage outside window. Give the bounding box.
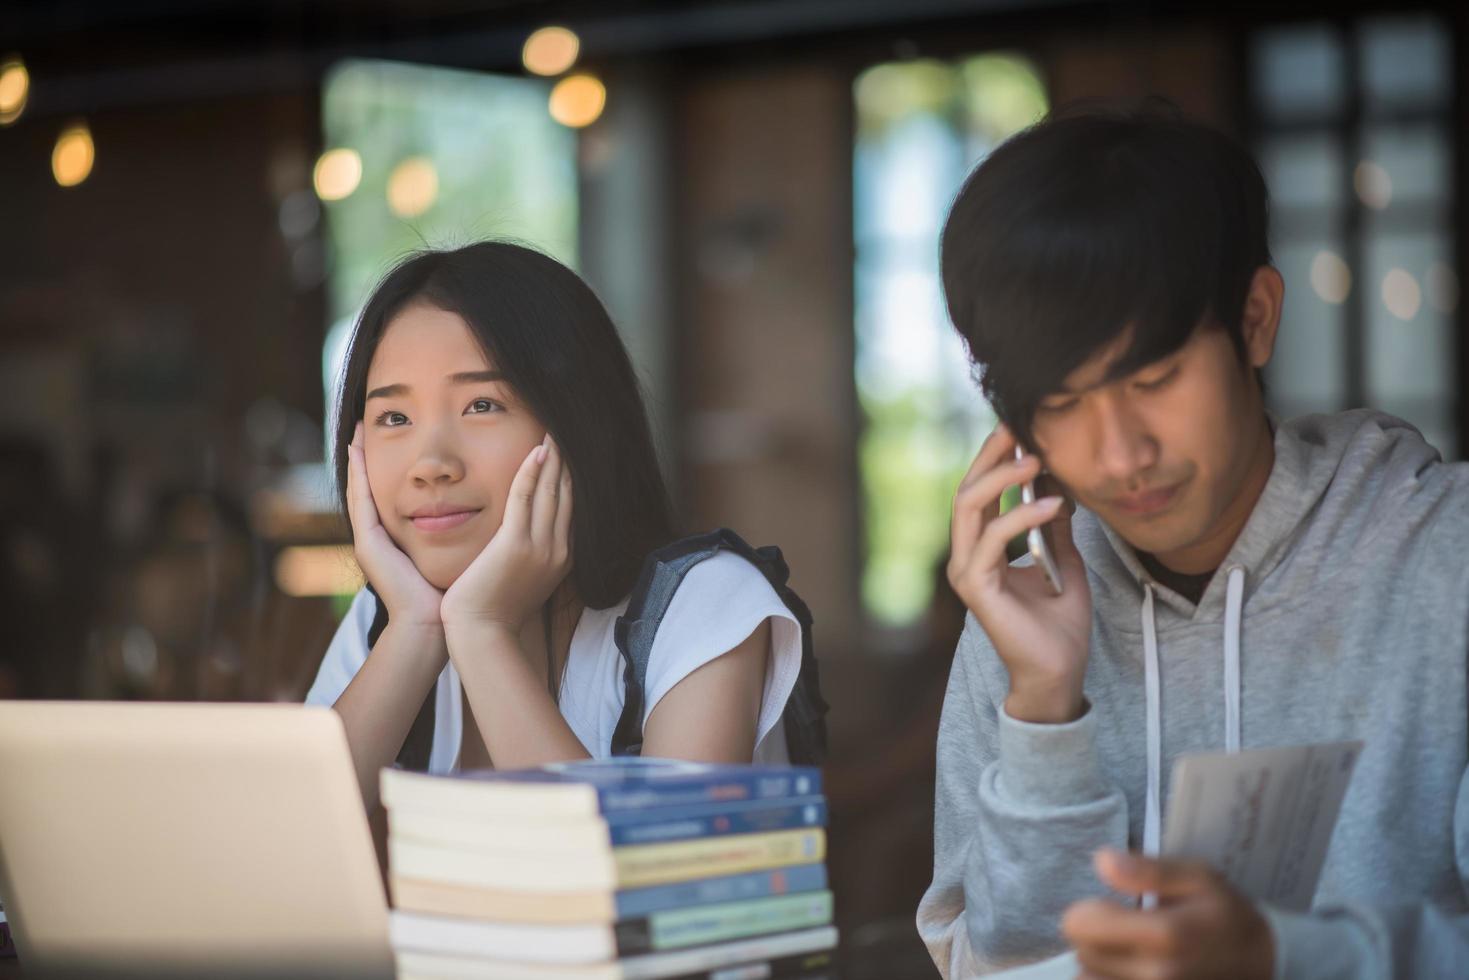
[854,54,1046,629]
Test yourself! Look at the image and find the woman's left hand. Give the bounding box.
[441,435,574,635]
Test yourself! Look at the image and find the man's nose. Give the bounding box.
[1092,394,1160,484]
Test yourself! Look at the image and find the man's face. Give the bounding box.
[1028,312,1274,567]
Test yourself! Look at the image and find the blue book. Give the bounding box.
[615,863,829,919]
[607,796,827,847]
[381,757,823,818]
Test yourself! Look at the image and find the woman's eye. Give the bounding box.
[465,398,502,415]
[374,410,409,427]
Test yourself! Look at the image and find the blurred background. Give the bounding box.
[1,0,1463,975]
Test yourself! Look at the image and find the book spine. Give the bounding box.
[610,799,827,847]
[615,864,829,920]
[598,771,823,813]
[618,925,838,978]
[0,898,12,960]
[614,891,834,956]
[616,828,827,889]
[668,949,836,980]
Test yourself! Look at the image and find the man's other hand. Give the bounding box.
[1061,849,1275,980]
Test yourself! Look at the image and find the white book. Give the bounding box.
[393,925,838,980]
[392,912,621,964]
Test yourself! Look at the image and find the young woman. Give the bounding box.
[306,242,806,812]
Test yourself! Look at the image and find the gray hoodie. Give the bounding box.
[917,410,1469,978]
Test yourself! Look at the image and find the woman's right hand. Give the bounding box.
[947,423,1093,724]
[346,421,444,628]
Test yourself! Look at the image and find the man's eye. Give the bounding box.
[1037,399,1078,416]
[374,410,408,427]
[465,398,502,415]
[1136,366,1180,391]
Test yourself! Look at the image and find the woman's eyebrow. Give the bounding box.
[449,370,504,384]
[365,383,408,400]
[366,372,502,400]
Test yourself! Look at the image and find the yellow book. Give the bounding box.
[615,828,825,888]
[388,828,826,893]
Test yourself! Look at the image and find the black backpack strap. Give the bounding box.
[610,529,828,763]
[364,585,436,772]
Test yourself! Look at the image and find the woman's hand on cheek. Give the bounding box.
[347,421,445,629]
[440,435,573,636]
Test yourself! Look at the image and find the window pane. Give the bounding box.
[1259,133,1344,212]
[1252,24,1345,121]
[321,60,578,322]
[1267,240,1348,416]
[1361,15,1451,112]
[1363,232,1455,455]
[1360,123,1449,208]
[853,53,1045,631]
[854,108,964,248]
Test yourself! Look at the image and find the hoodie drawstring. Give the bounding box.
[1141,584,1162,863]
[1140,567,1247,872]
[1223,567,1245,754]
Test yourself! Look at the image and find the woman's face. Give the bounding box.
[362,302,546,590]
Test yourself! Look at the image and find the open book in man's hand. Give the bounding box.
[1161,739,1363,912]
[986,740,1364,979]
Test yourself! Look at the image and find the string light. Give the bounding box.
[0,55,28,126]
[387,157,439,218]
[52,122,95,187]
[523,27,580,77]
[549,74,606,128]
[313,148,362,201]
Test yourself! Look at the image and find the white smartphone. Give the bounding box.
[1015,445,1064,595]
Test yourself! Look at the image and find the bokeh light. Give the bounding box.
[548,74,606,128]
[52,123,95,187]
[1309,250,1351,304]
[0,56,28,126]
[523,26,580,77]
[313,147,362,201]
[273,545,362,598]
[1382,268,1422,321]
[1353,160,1392,210]
[386,157,439,218]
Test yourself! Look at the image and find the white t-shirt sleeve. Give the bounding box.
[640,551,804,757]
[305,588,377,707]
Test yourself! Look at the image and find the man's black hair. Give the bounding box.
[939,102,1272,449]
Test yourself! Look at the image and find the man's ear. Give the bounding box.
[1241,265,1283,371]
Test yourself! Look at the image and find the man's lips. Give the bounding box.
[1110,483,1183,517]
[407,508,481,532]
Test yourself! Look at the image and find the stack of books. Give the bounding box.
[380,758,837,980]
[0,896,14,960]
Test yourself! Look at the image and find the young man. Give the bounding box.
[917,108,1469,979]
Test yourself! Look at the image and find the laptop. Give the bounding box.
[0,701,392,978]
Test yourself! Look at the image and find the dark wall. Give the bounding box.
[0,89,332,701]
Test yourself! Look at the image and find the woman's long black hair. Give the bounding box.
[331,241,676,768]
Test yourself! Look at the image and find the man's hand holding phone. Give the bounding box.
[948,424,1092,725]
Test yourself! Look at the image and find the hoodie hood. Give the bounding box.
[1075,409,1445,624]
[1070,409,1447,861]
